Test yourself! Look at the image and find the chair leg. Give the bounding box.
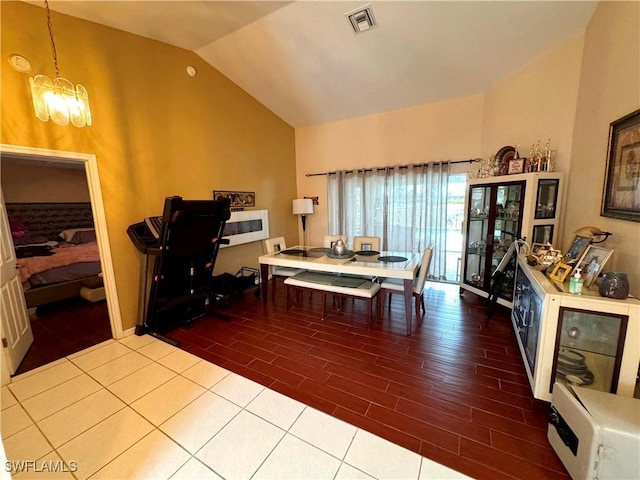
[321,292,327,320]
[271,276,277,298]
[367,298,372,329]
[285,285,291,310]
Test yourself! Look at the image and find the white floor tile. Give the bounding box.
[56,407,154,480]
[334,462,376,479]
[87,351,152,386]
[209,372,264,407]
[419,457,473,479]
[170,457,223,480]
[21,374,102,422]
[107,363,177,404]
[8,360,83,402]
[12,451,75,480]
[1,403,33,438]
[157,349,201,373]
[1,386,18,410]
[130,375,205,426]
[9,358,67,381]
[66,340,115,360]
[344,429,422,480]
[246,388,306,430]
[181,361,230,389]
[160,391,240,454]
[253,433,341,480]
[91,429,190,480]
[68,341,132,371]
[289,408,357,459]
[3,425,53,467]
[196,410,285,479]
[137,340,179,361]
[37,389,126,447]
[117,334,156,351]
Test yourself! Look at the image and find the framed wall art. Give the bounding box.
[213,190,255,209]
[601,109,640,222]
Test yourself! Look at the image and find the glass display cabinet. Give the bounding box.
[460,172,564,307]
[512,255,640,402]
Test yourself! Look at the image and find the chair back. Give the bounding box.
[264,236,287,254]
[353,236,381,252]
[323,235,347,248]
[413,245,433,295]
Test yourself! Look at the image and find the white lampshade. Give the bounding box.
[293,198,313,215]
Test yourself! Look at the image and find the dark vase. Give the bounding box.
[598,272,630,299]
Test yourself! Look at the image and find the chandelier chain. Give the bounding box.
[44,0,60,79]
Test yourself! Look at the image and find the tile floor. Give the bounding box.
[1,334,471,480]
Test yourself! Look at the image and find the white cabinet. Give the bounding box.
[513,255,640,402]
[460,172,564,307]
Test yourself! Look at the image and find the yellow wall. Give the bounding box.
[1,1,297,331]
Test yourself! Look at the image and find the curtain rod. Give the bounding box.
[305,158,479,177]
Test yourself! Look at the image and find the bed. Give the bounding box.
[7,202,103,308]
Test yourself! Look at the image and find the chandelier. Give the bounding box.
[29,0,92,127]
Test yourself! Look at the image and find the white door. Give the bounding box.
[0,191,33,375]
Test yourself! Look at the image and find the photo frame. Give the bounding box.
[601,109,640,222]
[572,245,613,288]
[562,235,591,266]
[508,158,525,175]
[531,243,551,256]
[213,190,255,209]
[549,262,572,283]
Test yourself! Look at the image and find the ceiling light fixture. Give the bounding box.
[30,0,92,128]
[346,4,377,34]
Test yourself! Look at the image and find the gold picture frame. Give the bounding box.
[549,262,572,283]
[601,108,640,222]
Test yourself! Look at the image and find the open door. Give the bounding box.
[0,191,33,377]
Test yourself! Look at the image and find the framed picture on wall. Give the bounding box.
[213,190,255,209]
[601,109,640,222]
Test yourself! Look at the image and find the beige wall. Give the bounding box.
[1,2,297,331]
[295,2,640,296]
[295,95,484,246]
[1,161,91,203]
[566,1,640,295]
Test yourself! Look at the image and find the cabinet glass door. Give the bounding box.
[492,183,523,300]
[464,185,491,289]
[551,307,628,394]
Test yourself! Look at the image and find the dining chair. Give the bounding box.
[378,245,433,325]
[263,237,305,298]
[323,235,348,249]
[353,236,380,252]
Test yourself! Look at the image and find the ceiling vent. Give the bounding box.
[346,5,377,34]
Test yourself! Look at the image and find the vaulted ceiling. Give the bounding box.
[37,1,598,127]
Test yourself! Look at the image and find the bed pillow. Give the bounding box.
[13,234,51,246]
[70,229,97,244]
[58,228,95,242]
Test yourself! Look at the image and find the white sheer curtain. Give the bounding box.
[328,162,450,281]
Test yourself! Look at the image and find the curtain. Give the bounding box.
[328,162,450,281]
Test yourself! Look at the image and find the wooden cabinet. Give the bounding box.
[513,256,640,402]
[460,172,564,307]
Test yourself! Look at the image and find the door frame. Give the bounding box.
[0,143,123,342]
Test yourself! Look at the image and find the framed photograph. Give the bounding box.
[508,158,525,175]
[572,245,613,288]
[562,235,591,265]
[601,109,640,222]
[549,262,572,283]
[213,190,255,208]
[531,243,551,256]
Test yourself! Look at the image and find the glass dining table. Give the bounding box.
[258,246,422,335]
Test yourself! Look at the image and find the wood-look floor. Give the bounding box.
[167,282,570,480]
[15,298,112,376]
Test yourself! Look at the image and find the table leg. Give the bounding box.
[404,278,412,336]
[260,264,269,304]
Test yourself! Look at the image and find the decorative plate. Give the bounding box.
[495,145,516,176]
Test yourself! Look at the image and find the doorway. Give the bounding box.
[0,144,122,376]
